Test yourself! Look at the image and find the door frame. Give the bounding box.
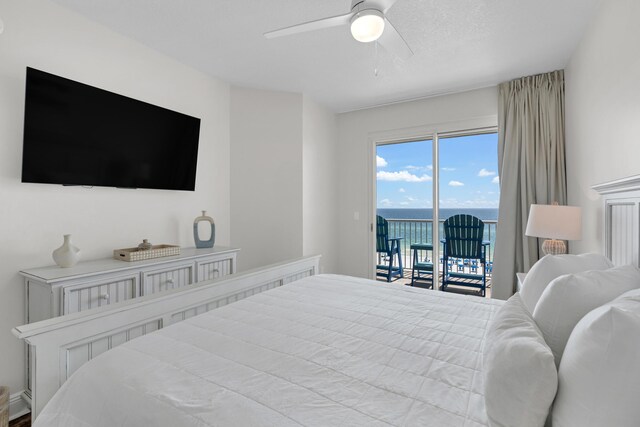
[368,116,498,282]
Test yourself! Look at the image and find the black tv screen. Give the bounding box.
[22,67,201,191]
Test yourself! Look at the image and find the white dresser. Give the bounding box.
[22,246,240,323]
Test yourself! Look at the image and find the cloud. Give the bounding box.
[398,188,405,193]
[448,180,465,187]
[376,155,388,168]
[399,202,410,206]
[439,198,500,209]
[492,176,500,184]
[478,168,496,177]
[409,165,453,172]
[377,170,432,182]
[405,165,432,172]
[406,196,417,202]
[379,198,392,207]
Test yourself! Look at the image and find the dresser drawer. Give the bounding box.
[62,274,139,314]
[196,258,233,282]
[142,263,195,295]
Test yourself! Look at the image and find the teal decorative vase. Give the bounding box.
[193,211,215,248]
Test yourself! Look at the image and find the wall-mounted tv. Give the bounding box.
[22,67,201,191]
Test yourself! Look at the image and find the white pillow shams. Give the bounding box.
[553,288,640,427]
[484,293,557,427]
[519,253,613,313]
[533,264,640,366]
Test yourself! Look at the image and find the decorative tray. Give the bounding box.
[113,244,181,262]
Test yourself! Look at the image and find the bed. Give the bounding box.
[14,175,640,426]
[34,274,502,426]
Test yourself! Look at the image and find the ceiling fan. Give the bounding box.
[264,0,413,60]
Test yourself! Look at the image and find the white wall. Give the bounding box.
[229,89,340,273]
[565,0,640,254]
[230,87,304,271]
[0,0,230,398]
[336,88,498,278]
[303,97,339,273]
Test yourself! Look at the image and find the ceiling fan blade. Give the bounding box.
[264,12,352,39]
[377,16,413,59]
[365,0,400,13]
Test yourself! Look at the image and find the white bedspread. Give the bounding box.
[35,274,503,427]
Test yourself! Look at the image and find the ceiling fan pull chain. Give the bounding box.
[374,40,379,77]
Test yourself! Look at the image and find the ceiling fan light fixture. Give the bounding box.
[350,9,385,43]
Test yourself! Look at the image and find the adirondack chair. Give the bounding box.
[376,215,403,282]
[442,214,487,296]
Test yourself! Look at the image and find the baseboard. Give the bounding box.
[9,391,30,421]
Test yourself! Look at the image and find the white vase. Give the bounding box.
[52,234,81,268]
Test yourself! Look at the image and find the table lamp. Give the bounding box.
[525,203,582,255]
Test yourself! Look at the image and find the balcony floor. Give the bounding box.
[376,267,492,298]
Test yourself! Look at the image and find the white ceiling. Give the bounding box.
[51,0,601,112]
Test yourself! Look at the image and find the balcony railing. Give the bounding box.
[385,218,497,277]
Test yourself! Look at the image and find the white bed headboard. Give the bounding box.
[592,174,640,267]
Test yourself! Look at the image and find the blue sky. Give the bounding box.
[376,133,500,209]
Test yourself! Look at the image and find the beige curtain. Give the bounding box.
[492,70,567,300]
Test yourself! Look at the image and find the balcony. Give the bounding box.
[377,218,497,295]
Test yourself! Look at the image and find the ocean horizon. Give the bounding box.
[377,208,499,260]
[377,208,498,221]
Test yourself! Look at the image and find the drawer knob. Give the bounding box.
[100,293,110,301]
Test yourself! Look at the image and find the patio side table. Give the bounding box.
[410,243,434,288]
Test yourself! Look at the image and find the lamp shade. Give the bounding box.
[525,204,582,241]
[350,9,385,43]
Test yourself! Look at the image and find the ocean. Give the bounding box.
[376,208,499,261]
[377,208,499,221]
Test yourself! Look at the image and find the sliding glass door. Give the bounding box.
[375,130,499,294]
[376,139,434,277]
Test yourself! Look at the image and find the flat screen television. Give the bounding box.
[22,67,201,191]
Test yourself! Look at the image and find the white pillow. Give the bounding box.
[484,293,557,427]
[520,253,613,313]
[553,288,640,427]
[533,265,640,366]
